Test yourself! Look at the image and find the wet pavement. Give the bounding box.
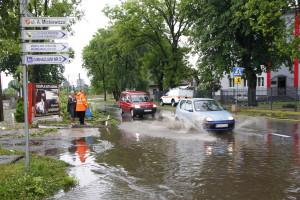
[2,109,300,200]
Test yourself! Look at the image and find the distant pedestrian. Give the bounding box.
[67,91,76,124]
[75,90,88,125]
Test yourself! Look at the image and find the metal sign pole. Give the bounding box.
[20,0,30,169]
[23,65,30,168]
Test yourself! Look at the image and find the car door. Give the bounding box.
[176,100,186,120]
[124,94,132,112]
[183,100,194,122]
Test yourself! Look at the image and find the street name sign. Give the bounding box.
[22,43,69,53]
[233,67,244,77]
[23,54,69,65]
[22,30,68,40]
[21,17,69,27]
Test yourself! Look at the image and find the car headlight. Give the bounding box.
[153,104,157,108]
[205,117,213,122]
[134,105,141,109]
[228,116,234,120]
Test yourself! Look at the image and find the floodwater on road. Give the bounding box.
[47,110,300,200]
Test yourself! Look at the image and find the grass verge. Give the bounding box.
[239,108,300,121]
[0,149,76,200]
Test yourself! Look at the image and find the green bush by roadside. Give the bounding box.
[0,149,76,200]
[15,98,24,123]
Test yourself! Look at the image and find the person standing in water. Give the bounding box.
[67,91,77,124]
[75,90,88,125]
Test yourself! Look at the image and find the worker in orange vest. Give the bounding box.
[75,90,88,125]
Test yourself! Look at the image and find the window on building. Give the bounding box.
[243,79,247,87]
[229,78,235,87]
[257,77,265,87]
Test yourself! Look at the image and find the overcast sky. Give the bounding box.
[1,0,120,89]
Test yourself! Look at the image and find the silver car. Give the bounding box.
[175,98,235,131]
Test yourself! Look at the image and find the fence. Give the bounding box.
[214,87,300,111]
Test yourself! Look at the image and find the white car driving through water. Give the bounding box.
[175,98,235,131]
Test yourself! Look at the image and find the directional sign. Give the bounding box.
[22,30,68,40]
[233,67,244,77]
[23,55,69,65]
[21,17,68,27]
[234,77,242,85]
[22,43,69,53]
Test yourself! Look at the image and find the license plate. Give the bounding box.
[216,124,228,128]
[144,110,152,112]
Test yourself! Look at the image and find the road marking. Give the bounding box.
[271,133,291,138]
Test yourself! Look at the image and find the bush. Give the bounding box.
[59,89,69,121]
[15,98,24,122]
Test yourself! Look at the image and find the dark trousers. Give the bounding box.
[77,111,85,125]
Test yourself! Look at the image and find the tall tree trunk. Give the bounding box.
[246,68,257,106]
[0,74,4,121]
[102,63,107,102]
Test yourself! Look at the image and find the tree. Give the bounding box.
[189,0,293,106]
[105,0,192,90]
[83,28,149,101]
[0,0,81,121]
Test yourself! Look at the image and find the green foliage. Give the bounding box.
[189,0,293,105]
[15,98,24,123]
[84,0,192,99]
[59,89,69,121]
[0,154,76,200]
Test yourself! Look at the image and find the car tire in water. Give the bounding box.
[160,99,164,106]
[130,109,135,118]
[171,99,176,107]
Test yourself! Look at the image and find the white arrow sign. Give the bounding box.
[22,30,68,40]
[23,55,69,65]
[22,43,69,53]
[21,17,69,27]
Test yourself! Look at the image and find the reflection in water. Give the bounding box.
[52,114,300,200]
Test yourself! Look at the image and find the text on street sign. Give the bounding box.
[21,17,69,27]
[23,54,69,65]
[22,30,68,40]
[22,43,69,53]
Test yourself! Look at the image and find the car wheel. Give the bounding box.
[171,99,176,107]
[160,99,164,106]
[151,113,155,118]
[130,109,135,118]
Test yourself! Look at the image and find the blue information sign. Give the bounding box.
[232,67,244,77]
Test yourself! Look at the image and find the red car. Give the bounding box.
[119,91,157,118]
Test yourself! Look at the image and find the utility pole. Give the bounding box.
[20,0,30,169]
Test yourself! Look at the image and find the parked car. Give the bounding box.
[119,91,157,118]
[160,86,194,107]
[175,98,235,131]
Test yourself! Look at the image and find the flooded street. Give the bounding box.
[41,110,300,200]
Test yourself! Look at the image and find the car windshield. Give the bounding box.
[194,100,224,111]
[131,94,150,102]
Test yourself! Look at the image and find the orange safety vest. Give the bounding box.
[75,92,88,111]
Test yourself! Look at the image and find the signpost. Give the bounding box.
[22,30,68,40]
[23,54,69,65]
[232,67,244,112]
[20,0,70,169]
[22,43,69,53]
